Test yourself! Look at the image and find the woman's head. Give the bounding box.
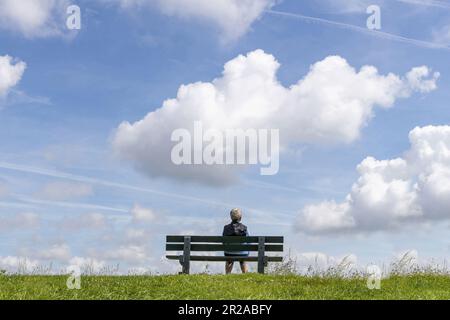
[230,208,242,222]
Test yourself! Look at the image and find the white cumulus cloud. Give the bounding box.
[0,0,69,38]
[67,256,107,274]
[112,0,275,41]
[0,256,38,273]
[0,212,40,231]
[34,243,72,262]
[102,245,150,264]
[296,125,450,234]
[113,50,438,186]
[291,250,358,275]
[0,55,26,98]
[130,204,156,223]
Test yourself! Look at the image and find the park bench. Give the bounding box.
[166,235,284,274]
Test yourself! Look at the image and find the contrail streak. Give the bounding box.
[0,162,293,219]
[14,195,129,213]
[265,9,450,51]
[0,161,234,207]
[4,195,290,227]
[396,0,450,9]
[0,201,37,210]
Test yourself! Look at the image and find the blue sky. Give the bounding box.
[0,0,449,274]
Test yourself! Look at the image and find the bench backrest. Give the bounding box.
[166,236,284,252]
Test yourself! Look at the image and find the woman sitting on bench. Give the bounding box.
[223,208,249,274]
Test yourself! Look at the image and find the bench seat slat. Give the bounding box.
[166,236,283,244]
[166,255,283,262]
[166,244,283,252]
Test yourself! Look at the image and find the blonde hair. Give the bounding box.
[230,208,242,222]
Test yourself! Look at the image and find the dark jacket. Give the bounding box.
[223,222,248,237]
[223,222,249,256]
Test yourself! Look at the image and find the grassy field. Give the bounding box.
[0,274,449,300]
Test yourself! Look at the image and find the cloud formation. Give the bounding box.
[0,183,8,198]
[59,212,107,230]
[114,0,275,41]
[433,24,450,45]
[296,125,450,234]
[0,212,40,231]
[34,243,72,262]
[36,181,94,201]
[321,0,376,13]
[113,50,438,186]
[296,251,358,274]
[0,256,38,273]
[0,55,26,97]
[131,204,156,223]
[0,0,69,38]
[0,0,271,40]
[67,256,107,274]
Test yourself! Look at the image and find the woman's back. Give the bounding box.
[223,222,248,237]
[223,221,249,256]
[223,208,249,274]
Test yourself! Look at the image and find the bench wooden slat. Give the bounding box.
[166,255,283,262]
[166,236,283,244]
[166,243,283,252]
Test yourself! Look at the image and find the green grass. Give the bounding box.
[0,274,449,300]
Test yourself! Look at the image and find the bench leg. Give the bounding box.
[257,236,266,274]
[182,236,191,274]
